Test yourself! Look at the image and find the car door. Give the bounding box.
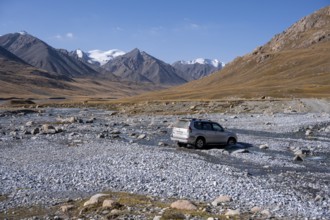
[201,122,216,144]
[212,123,228,144]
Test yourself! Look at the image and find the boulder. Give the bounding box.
[211,195,232,206]
[137,134,147,139]
[170,199,197,210]
[261,209,271,217]
[41,124,56,134]
[293,155,304,161]
[57,117,77,123]
[259,144,269,149]
[225,209,240,216]
[250,206,261,213]
[61,204,74,212]
[25,121,34,126]
[83,193,109,206]
[102,199,116,208]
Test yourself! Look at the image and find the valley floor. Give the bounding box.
[0,100,329,219]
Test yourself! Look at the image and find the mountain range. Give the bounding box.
[0,32,221,87]
[1,6,329,100]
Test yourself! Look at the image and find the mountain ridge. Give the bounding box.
[0,32,98,78]
[127,5,330,100]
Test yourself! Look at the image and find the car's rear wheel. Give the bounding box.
[177,142,187,148]
[195,137,205,149]
[227,138,237,146]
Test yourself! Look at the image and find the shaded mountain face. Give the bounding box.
[133,6,330,100]
[0,32,98,77]
[102,48,187,85]
[0,45,74,97]
[172,59,223,81]
[0,46,27,64]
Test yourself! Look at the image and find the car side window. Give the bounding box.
[194,121,202,130]
[202,122,213,131]
[212,123,224,132]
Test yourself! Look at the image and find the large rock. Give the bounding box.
[170,199,197,210]
[83,193,109,206]
[259,144,269,149]
[225,209,240,216]
[102,199,121,209]
[41,124,56,134]
[61,204,74,212]
[211,195,232,206]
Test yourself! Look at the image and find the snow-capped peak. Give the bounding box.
[87,49,125,65]
[72,49,126,66]
[75,49,84,58]
[18,31,28,35]
[178,58,224,68]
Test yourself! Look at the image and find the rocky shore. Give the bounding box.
[0,103,329,219]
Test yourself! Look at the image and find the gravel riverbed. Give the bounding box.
[0,107,329,219]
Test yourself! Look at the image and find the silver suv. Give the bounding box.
[171,118,237,148]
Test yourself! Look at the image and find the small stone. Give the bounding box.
[232,149,249,154]
[305,129,312,136]
[98,133,105,138]
[259,144,269,149]
[293,155,304,161]
[85,118,94,123]
[137,134,147,139]
[225,208,240,216]
[111,130,121,135]
[41,124,56,134]
[26,121,34,126]
[110,209,121,214]
[250,206,261,213]
[170,200,197,210]
[60,204,74,212]
[109,111,118,116]
[315,195,323,202]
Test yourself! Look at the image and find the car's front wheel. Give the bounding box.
[195,137,205,149]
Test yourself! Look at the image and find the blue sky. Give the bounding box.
[0,0,329,63]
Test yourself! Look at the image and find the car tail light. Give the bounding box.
[188,126,192,133]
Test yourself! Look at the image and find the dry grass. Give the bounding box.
[127,41,330,101]
[0,191,235,220]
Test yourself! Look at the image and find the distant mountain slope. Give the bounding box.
[0,46,75,97]
[172,58,223,81]
[130,6,330,100]
[0,32,98,77]
[102,48,187,85]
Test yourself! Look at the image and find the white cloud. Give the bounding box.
[113,27,123,32]
[53,32,75,40]
[189,23,200,30]
[66,32,74,38]
[55,34,62,39]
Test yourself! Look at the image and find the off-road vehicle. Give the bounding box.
[171,118,237,148]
